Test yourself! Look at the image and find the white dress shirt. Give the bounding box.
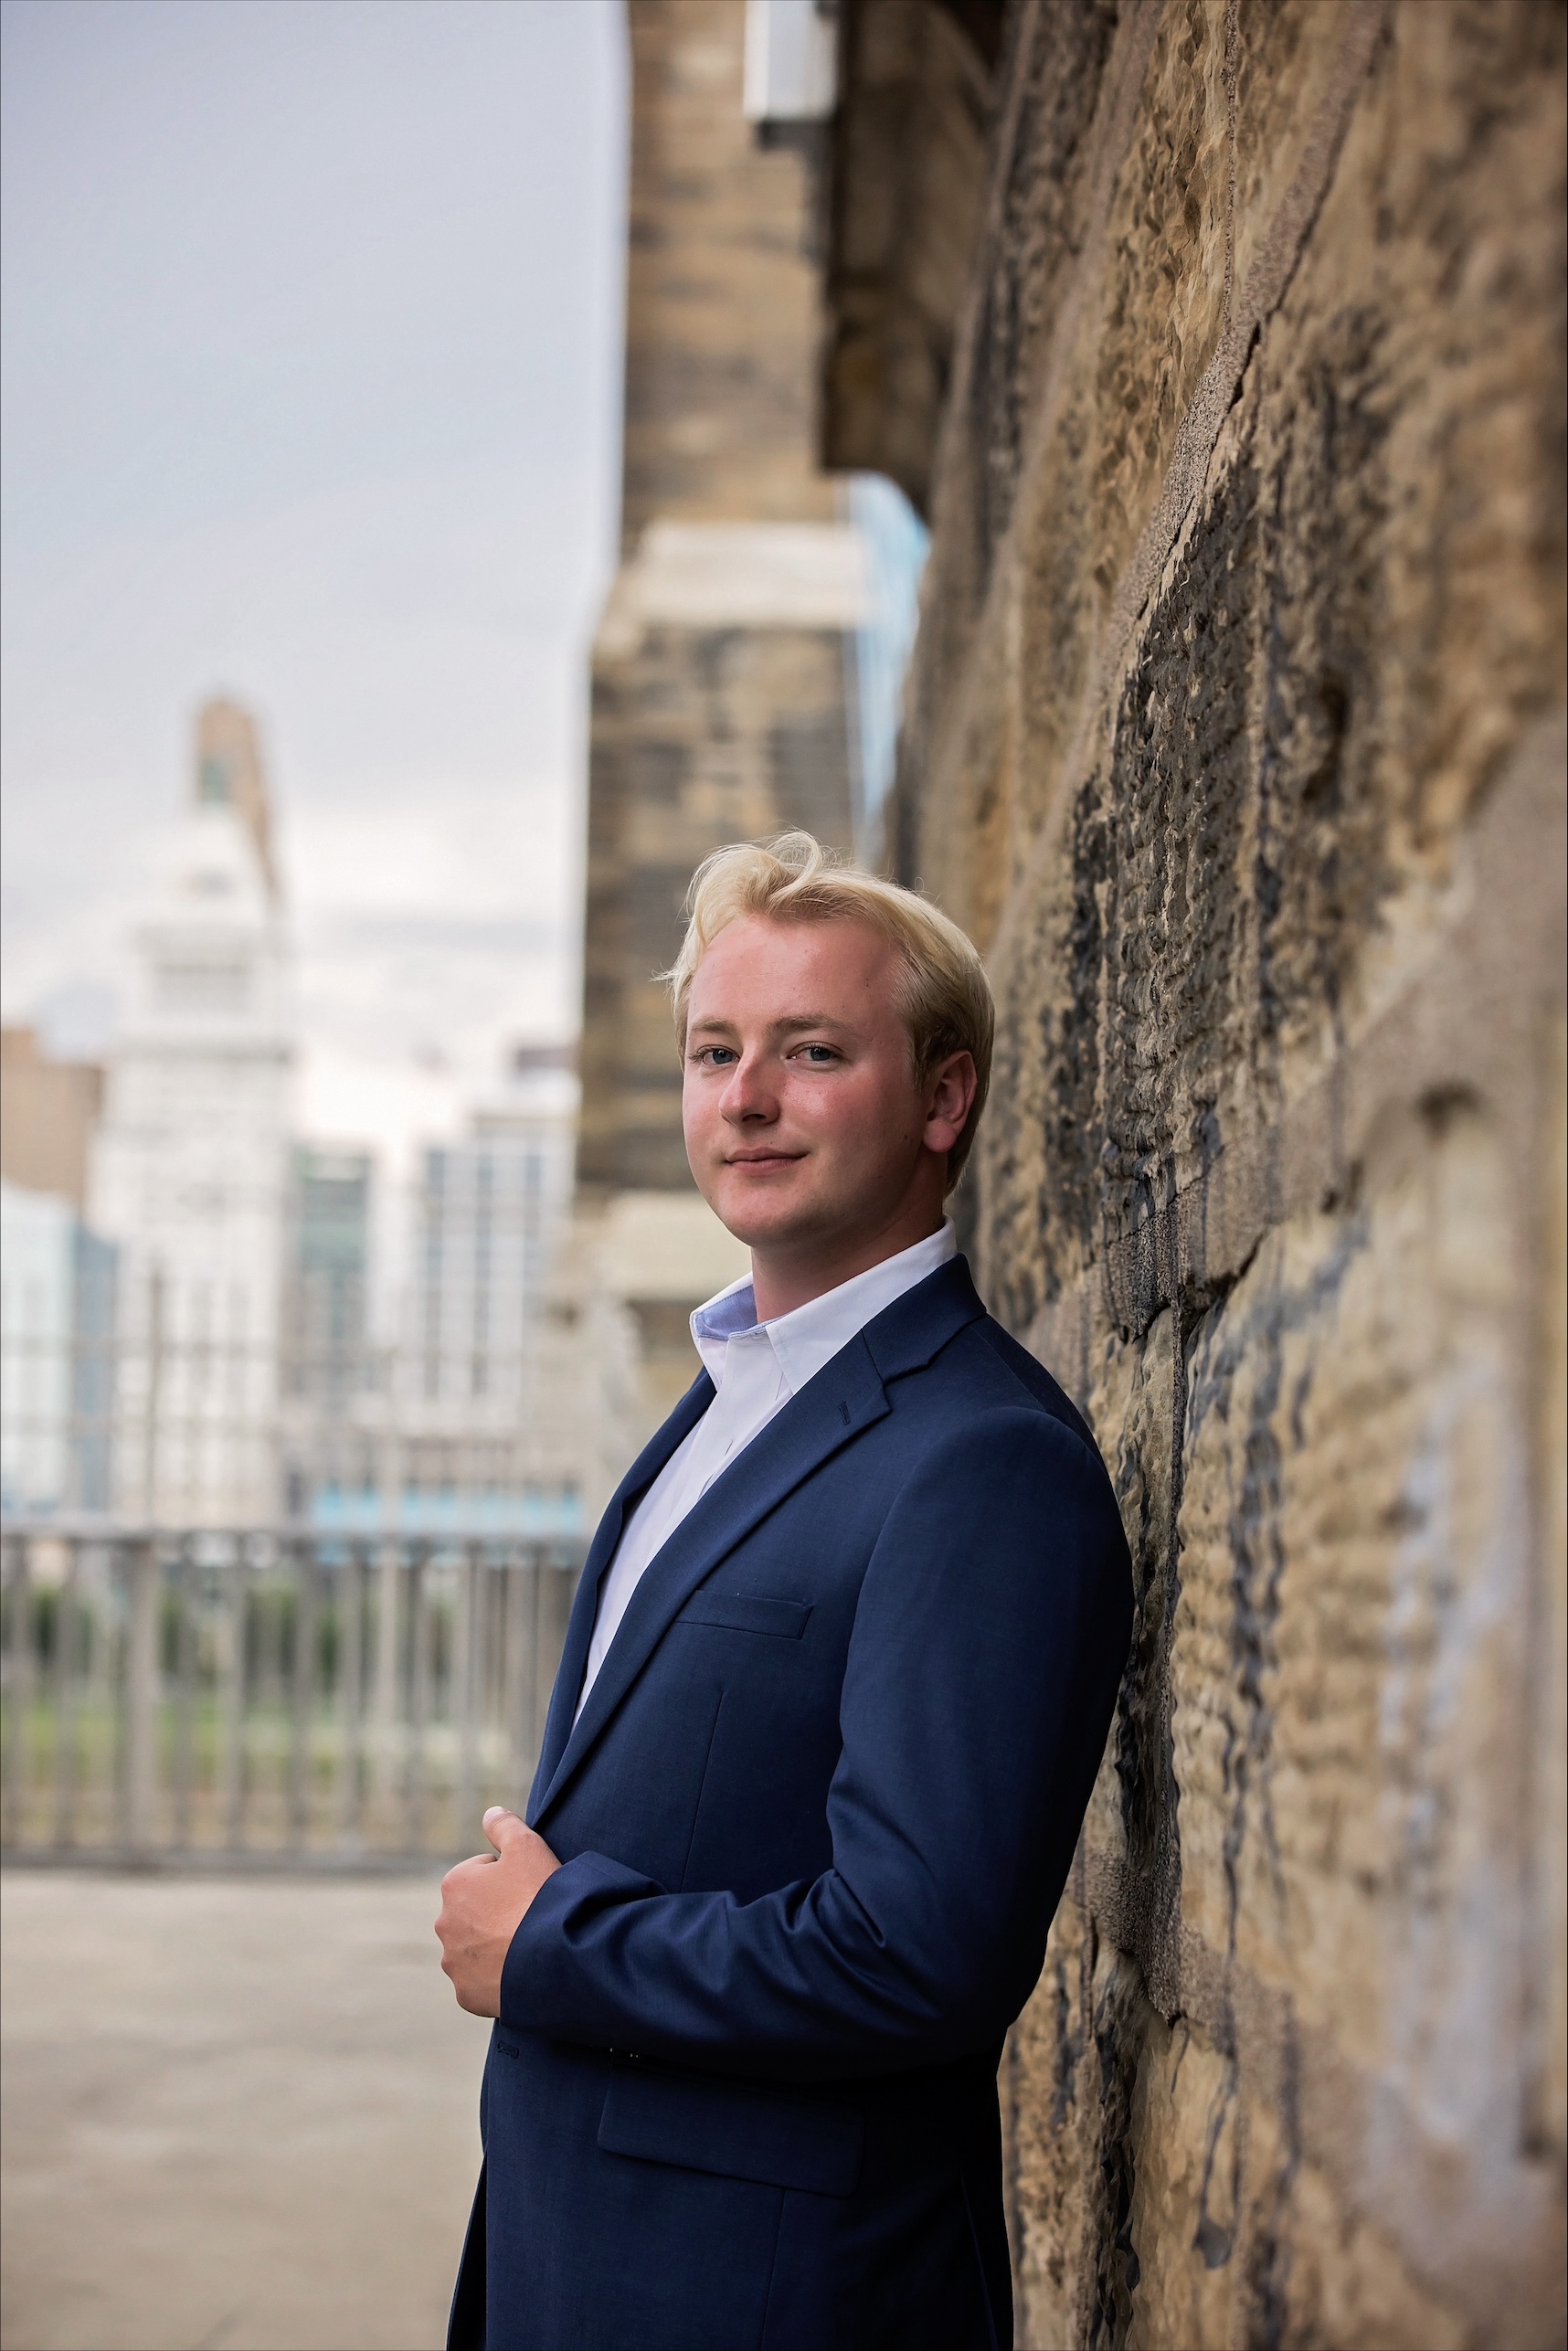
[573,1219,959,1721]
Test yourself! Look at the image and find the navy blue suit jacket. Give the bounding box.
[449,1255,1132,2351]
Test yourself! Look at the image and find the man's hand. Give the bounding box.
[436,1807,561,2017]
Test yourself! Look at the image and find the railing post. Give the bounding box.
[171,1537,196,1849]
[289,1540,316,1848]
[123,1536,159,1857]
[373,1537,402,1826]
[456,1543,480,1841]
[3,1533,34,1848]
[141,1267,164,1521]
[221,1539,248,1850]
[53,1538,81,1848]
[406,1549,428,1852]
[337,1546,365,1848]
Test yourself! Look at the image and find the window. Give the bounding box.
[154,958,250,1013]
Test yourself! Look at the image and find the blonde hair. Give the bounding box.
[666,832,993,1191]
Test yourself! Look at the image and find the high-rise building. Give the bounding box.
[0,1179,117,1517]
[281,1145,372,1410]
[408,1099,573,1413]
[89,699,292,1526]
[276,1144,373,1527]
[278,1075,581,1542]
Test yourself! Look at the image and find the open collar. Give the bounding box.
[689,1219,958,1399]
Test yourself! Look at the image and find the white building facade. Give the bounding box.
[90,724,292,1527]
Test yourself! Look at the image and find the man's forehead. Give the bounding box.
[692,913,892,989]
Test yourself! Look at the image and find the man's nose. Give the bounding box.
[720,1051,778,1123]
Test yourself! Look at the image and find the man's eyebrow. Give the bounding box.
[686,1011,856,1036]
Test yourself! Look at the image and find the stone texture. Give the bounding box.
[821,0,1000,511]
[870,0,1566,2339]
[619,0,837,549]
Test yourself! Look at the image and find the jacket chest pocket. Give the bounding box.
[676,1591,811,1639]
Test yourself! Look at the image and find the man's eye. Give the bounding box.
[799,1045,838,1065]
[698,1046,737,1066]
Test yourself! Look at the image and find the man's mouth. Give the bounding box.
[725,1150,807,1169]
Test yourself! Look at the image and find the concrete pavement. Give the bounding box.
[1,1869,489,2351]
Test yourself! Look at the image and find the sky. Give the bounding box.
[0,0,627,1178]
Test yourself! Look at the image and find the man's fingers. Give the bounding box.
[435,1812,558,2020]
[482,1805,527,1855]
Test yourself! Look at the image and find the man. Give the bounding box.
[438,831,1133,2351]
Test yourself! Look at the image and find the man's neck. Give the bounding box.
[749,1206,948,1322]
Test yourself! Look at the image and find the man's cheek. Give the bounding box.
[683,1094,717,1154]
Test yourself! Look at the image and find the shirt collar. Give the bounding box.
[690,1220,959,1397]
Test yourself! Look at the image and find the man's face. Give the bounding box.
[682,914,942,1256]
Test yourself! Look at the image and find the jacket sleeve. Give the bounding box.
[498,1405,1133,2081]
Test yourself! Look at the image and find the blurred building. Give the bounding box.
[0,1027,105,1212]
[281,1144,372,1408]
[0,1026,118,1516]
[89,699,292,1527]
[408,1095,573,1411]
[196,695,280,896]
[0,1178,117,1517]
[284,1068,577,1541]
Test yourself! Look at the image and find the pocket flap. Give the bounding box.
[677,1591,811,1639]
[598,2067,861,2196]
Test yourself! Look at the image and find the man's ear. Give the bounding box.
[924,1051,978,1155]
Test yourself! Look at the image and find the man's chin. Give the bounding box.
[703,1173,827,1252]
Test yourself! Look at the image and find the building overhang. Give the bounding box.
[820,0,1004,516]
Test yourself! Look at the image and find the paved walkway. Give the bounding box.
[1,1869,489,2351]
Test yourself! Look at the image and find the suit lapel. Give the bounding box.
[532,1334,891,1824]
[532,1253,990,1827]
[526,1370,715,1818]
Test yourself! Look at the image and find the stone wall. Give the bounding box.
[620,0,837,549]
[821,0,1001,509]
[878,2,1566,2342]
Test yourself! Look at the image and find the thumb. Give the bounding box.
[482,1806,526,1855]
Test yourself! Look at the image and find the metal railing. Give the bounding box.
[0,1525,581,1867]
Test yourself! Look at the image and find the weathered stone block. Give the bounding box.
[875,0,1567,2337]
